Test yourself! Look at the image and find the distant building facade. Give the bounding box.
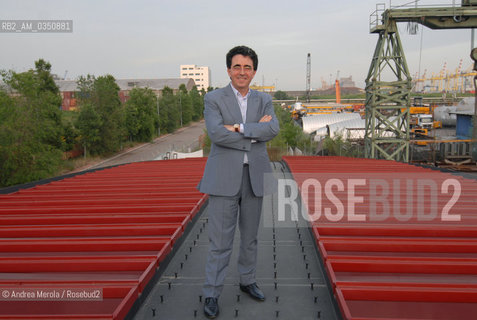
[340,76,356,88]
[180,65,210,91]
[56,78,195,111]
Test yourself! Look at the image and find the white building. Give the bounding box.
[180,65,210,91]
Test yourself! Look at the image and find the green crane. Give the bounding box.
[365,0,477,162]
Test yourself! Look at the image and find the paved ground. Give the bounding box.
[131,162,340,320]
[83,120,206,170]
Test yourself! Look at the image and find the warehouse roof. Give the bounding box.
[55,78,195,92]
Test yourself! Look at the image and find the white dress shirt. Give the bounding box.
[230,83,250,163]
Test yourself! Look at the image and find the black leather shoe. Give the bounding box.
[239,283,265,301]
[204,297,219,319]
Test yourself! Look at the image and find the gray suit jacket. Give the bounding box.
[198,84,279,197]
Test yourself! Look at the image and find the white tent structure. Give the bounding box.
[302,113,361,134]
[313,117,397,142]
[327,118,366,139]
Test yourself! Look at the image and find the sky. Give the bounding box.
[0,0,474,90]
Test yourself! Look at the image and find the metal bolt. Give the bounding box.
[237,294,240,302]
[168,282,171,289]
[274,254,276,260]
[311,283,314,290]
[306,263,309,270]
[199,295,202,302]
[276,310,280,317]
[303,254,307,260]
[160,295,164,303]
[152,308,156,317]
[197,234,200,240]
[185,254,188,260]
[235,309,239,317]
[308,272,310,279]
[180,262,184,269]
[274,262,277,269]
[275,296,279,303]
[274,282,278,290]
[194,310,197,317]
[273,247,276,253]
[317,311,321,318]
[274,271,277,279]
[189,247,192,253]
[194,240,196,246]
[314,296,318,303]
[175,272,178,278]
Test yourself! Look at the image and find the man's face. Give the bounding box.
[227,54,256,93]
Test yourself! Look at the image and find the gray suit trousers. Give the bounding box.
[203,165,263,298]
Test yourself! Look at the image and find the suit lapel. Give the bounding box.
[223,85,244,123]
[246,90,258,123]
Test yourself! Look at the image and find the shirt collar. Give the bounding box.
[229,82,251,99]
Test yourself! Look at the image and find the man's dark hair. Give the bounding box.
[226,46,258,71]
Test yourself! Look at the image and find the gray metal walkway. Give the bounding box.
[132,162,340,320]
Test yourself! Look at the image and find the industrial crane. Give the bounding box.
[365,0,477,162]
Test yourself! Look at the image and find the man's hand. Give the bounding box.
[224,115,271,131]
[259,115,272,123]
[224,125,235,132]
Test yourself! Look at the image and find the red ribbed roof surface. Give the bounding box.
[0,158,207,319]
[283,156,477,320]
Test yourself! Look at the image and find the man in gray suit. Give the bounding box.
[198,46,279,319]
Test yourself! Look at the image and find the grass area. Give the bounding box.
[60,155,103,174]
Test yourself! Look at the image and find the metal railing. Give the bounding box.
[370,1,465,31]
[370,3,386,31]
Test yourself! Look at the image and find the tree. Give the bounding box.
[274,90,290,100]
[35,59,60,95]
[76,74,95,102]
[190,86,204,121]
[75,102,102,156]
[0,59,64,186]
[125,87,157,142]
[178,84,192,126]
[269,104,316,154]
[76,74,125,154]
[160,86,179,133]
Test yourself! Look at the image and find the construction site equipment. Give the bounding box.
[365,2,477,162]
[249,84,275,92]
[413,62,477,93]
[440,140,472,164]
[335,79,341,104]
[306,53,311,103]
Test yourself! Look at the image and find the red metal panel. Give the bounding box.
[0,158,208,319]
[284,156,477,320]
